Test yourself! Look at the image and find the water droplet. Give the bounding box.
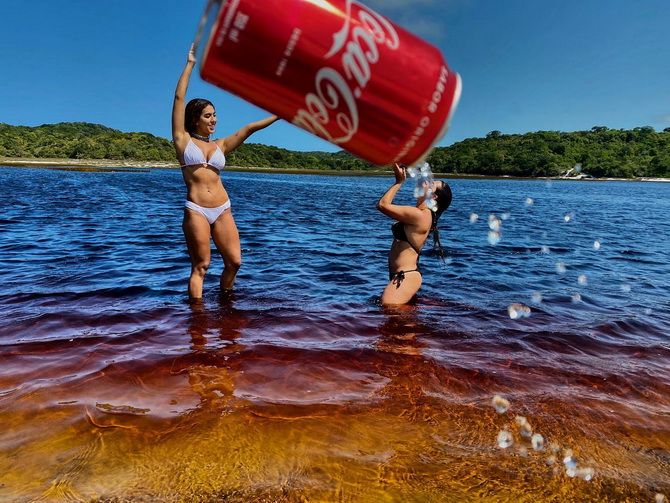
[508,303,531,319]
[656,494,667,503]
[556,262,566,274]
[469,213,479,223]
[531,433,545,451]
[492,395,510,414]
[593,240,601,250]
[517,446,529,457]
[488,214,502,232]
[406,167,418,178]
[497,429,513,449]
[525,197,534,206]
[571,293,582,303]
[563,450,578,477]
[531,291,543,304]
[488,231,501,245]
[574,163,582,174]
[500,212,511,220]
[564,212,574,223]
[515,415,533,438]
[621,283,631,293]
[578,274,588,286]
[644,308,653,315]
[546,454,557,466]
[577,467,595,481]
[541,245,550,254]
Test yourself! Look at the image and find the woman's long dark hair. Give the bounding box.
[430,182,453,262]
[185,98,214,135]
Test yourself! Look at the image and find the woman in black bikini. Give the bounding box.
[376,163,452,305]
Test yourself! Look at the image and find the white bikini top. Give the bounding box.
[181,139,226,171]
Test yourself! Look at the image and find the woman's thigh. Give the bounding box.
[381,271,423,305]
[211,210,241,265]
[182,209,212,264]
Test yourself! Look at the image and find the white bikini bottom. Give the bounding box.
[184,200,231,225]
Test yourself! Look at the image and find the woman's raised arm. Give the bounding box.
[221,115,280,154]
[172,44,196,144]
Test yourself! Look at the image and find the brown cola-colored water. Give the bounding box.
[1,300,668,502]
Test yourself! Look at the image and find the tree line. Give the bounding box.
[1,122,668,178]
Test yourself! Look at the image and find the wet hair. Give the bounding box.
[184,98,214,135]
[430,181,453,261]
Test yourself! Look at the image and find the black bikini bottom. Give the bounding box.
[389,268,421,287]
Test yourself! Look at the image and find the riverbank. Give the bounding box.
[1,157,668,181]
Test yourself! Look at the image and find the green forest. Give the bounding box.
[1,122,668,178]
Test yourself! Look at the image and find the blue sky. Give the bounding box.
[2,0,668,152]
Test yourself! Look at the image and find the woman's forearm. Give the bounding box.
[175,62,195,101]
[247,115,279,134]
[377,182,402,210]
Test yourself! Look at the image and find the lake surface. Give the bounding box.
[0,166,668,502]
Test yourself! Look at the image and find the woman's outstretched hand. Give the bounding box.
[393,163,407,184]
[187,43,196,65]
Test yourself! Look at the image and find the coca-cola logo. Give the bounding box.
[292,0,399,145]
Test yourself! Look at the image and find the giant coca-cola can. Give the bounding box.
[195,0,461,166]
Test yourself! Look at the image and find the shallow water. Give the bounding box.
[0,166,668,502]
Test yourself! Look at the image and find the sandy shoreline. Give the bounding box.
[1,157,668,181]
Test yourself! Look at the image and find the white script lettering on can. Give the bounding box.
[292,0,399,144]
[393,65,450,162]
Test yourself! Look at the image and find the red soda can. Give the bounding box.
[194,0,462,166]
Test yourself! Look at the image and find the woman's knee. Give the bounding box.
[192,260,210,277]
[224,256,242,271]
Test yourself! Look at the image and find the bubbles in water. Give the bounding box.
[508,303,531,319]
[492,395,510,414]
[469,213,479,223]
[488,231,502,246]
[541,245,550,254]
[621,283,632,293]
[531,433,545,451]
[531,291,543,304]
[571,293,582,303]
[515,415,533,438]
[593,240,601,250]
[525,197,534,206]
[497,429,513,449]
[578,274,588,286]
[556,262,567,274]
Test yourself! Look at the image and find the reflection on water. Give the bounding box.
[0,167,668,501]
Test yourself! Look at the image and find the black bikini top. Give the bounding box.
[392,221,422,254]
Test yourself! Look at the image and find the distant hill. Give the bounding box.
[427,126,670,178]
[1,122,668,178]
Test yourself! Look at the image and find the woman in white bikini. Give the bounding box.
[377,163,453,306]
[173,45,279,299]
